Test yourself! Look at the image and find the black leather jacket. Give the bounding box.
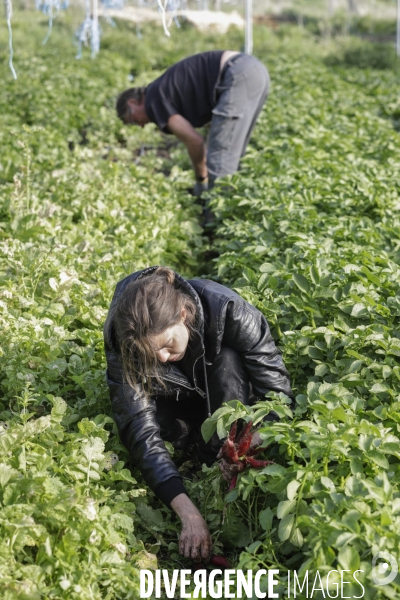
[104,267,292,503]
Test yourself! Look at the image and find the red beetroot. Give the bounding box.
[226,439,239,463]
[228,474,237,491]
[210,555,231,569]
[236,420,253,456]
[245,456,274,469]
[219,419,274,487]
[247,445,265,457]
[235,420,247,443]
[228,421,238,442]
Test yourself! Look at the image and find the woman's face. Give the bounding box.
[149,308,189,363]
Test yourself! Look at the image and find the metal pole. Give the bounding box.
[397,0,400,57]
[245,0,253,55]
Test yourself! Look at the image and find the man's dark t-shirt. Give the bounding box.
[145,51,224,133]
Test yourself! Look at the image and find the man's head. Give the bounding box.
[116,87,150,128]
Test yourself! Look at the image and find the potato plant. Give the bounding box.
[1,7,400,600]
[201,33,400,599]
[0,11,212,599]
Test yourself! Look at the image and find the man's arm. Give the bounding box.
[167,114,208,180]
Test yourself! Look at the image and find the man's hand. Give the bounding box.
[193,178,209,197]
[167,114,207,181]
[170,493,212,563]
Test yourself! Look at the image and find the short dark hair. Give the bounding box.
[116,87,147,121]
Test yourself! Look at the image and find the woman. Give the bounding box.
[103,266,292,563]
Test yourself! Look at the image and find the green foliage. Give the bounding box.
[1,7,400,599]
[0,11,219,599]
[202,32,400,599]
[0,393,145,599]
[325,40,399,70]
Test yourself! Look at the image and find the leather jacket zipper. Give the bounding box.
[160,352,207,399]
[192,354,207,398]
[162,372,207,399]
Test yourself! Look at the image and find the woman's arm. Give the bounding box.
[106,352,212,561]
[170,494,212,563]
[105,346,186,499]
[222,299,293,399]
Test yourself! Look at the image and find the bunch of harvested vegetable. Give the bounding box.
[192,555,231,571]
[219,420,274,490]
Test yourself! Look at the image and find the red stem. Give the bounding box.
[228,474,238,491]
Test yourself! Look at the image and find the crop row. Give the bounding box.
[0,13,212,599]
[199,38,400,599]
[1,11,400,599]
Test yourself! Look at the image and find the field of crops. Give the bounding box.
[1,8,400,600]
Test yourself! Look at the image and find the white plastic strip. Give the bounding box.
[5,0,17,79]
[157,0,171,36]
[42,0,54,45]
[91,0,100,56]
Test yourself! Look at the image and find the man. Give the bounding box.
[116,50,270,196]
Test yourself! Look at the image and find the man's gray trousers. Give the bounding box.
[207,53,270,179]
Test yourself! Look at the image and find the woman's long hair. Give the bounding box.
[114,267,197,394]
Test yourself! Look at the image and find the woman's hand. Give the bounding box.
[250,431,262,449]
[170,494,212,563]
[218,457,243,483]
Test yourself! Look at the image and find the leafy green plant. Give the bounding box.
[325,40,399,70]
[204,33,400,597]
[1,7,400,599]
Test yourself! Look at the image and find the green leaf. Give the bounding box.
[278,513,295,542]
[342,510,360,533]
[381,508,391,527]
[370,383,389,394]
[292,273,310,294]
[368,451,389,469]
[81,437,105,462]
[0,464,17,488]
[351,303,368,317]
[49,396,68,422]
[136,504,164,528]
[310,265,320,285]
[308,346,324,360]
[259,263,275,273]
[338,546,360,571]
[315,364,329,376]
[201,419,218,443]
[360,266,381,286]
[259,507,274,532]
[287,480,301,500]
[224,488,239,503]
[290,527,304,548]
[260,464,286,477]
[320,476,335,491]
[336,532,359,548]
[216,419,228,440]
[277,499,296,519]
[246,541,262,554]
